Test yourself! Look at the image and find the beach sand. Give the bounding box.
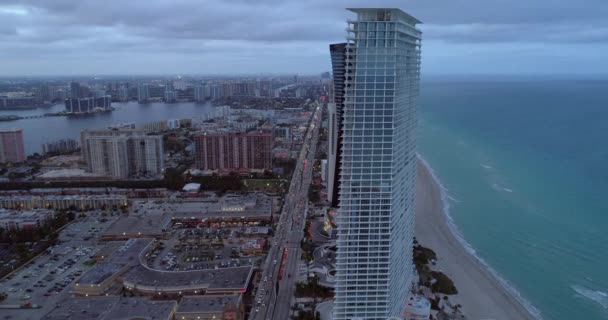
[415,159,537,320]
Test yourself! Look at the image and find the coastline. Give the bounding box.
[415,156,539,320]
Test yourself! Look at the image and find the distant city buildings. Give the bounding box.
[37,84,51,103]
[64,96,111,113]
[194,130,273,173]
[193,85,206,102]
[0,96,38,109]
[0,128,26,163]
[138,83,150,103]
[41,139,79,155]
[80,129,164,178]
[118,86,130,101]
[70,81,81,98]
[164,89,177,103]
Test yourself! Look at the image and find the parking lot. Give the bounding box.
[0,212,118,320]
[144,227,265,272]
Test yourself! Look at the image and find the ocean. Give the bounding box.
[417,78,608,320]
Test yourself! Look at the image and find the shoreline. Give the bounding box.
[415,156,540,320]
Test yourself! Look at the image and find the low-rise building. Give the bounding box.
[0,209,54,230]
[241,238,266,255]
[42,296,177,320]
[75,238,153,296]
[0,194,127,211]
[122,265,253,296]
[175,295,244,320]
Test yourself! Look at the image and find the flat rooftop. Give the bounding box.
[102,214,169,238]
[123,265,253,291]
[77,239,153,285]
[177,294,241,313]
[37,169,103,179]
[42,296,177,320]
[134,193,273,221]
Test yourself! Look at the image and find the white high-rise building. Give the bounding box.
[333,8,422,320]
[137,83,150,103]
[81,130,164,179]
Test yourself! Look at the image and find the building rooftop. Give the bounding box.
[37,169,103,179]
[77,239,153,285]
[347,7,422,24]
[122,265,253,291]
[101,214,169,238]
[177,294,242,313]
[134,193,273,221]
[42,296,177,320]
[182,183,201,192]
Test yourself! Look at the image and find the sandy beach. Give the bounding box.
[415,158,538,320]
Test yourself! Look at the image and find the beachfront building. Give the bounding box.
[333,8,422,320]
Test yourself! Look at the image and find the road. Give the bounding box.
[249,102,322,320]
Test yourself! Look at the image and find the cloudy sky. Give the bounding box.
[1,0,608,76]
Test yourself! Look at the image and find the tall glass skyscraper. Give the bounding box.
[327,42,347,207]
[333,8,422,320]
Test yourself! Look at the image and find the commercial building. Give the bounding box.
[42,296,177,320]
[75,238,154,296]
[175,295,244,320]
[81,129,164,178]
[0,194,127,211]
[0,128,25,163]
[122,265,253,296]
[333,8,422,320]
[0,209,54,230]
[327,42,347,207]
[75,238,253,297]
[194,130,273,173]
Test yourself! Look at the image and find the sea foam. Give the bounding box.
[572,285,608,309]
[417,154,543,320]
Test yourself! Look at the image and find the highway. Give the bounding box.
[249,102,323,320]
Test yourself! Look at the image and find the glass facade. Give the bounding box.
[333,8,422,320]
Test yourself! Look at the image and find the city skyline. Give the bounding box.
[1,1,608,76]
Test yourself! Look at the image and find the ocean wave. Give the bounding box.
[481,164,493,169]
[417,154,543,320]
[572,285,608,309]
[490,183,513,193]
[447,195,462,203]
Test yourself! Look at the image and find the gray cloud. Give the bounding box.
[1,0,607,75]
